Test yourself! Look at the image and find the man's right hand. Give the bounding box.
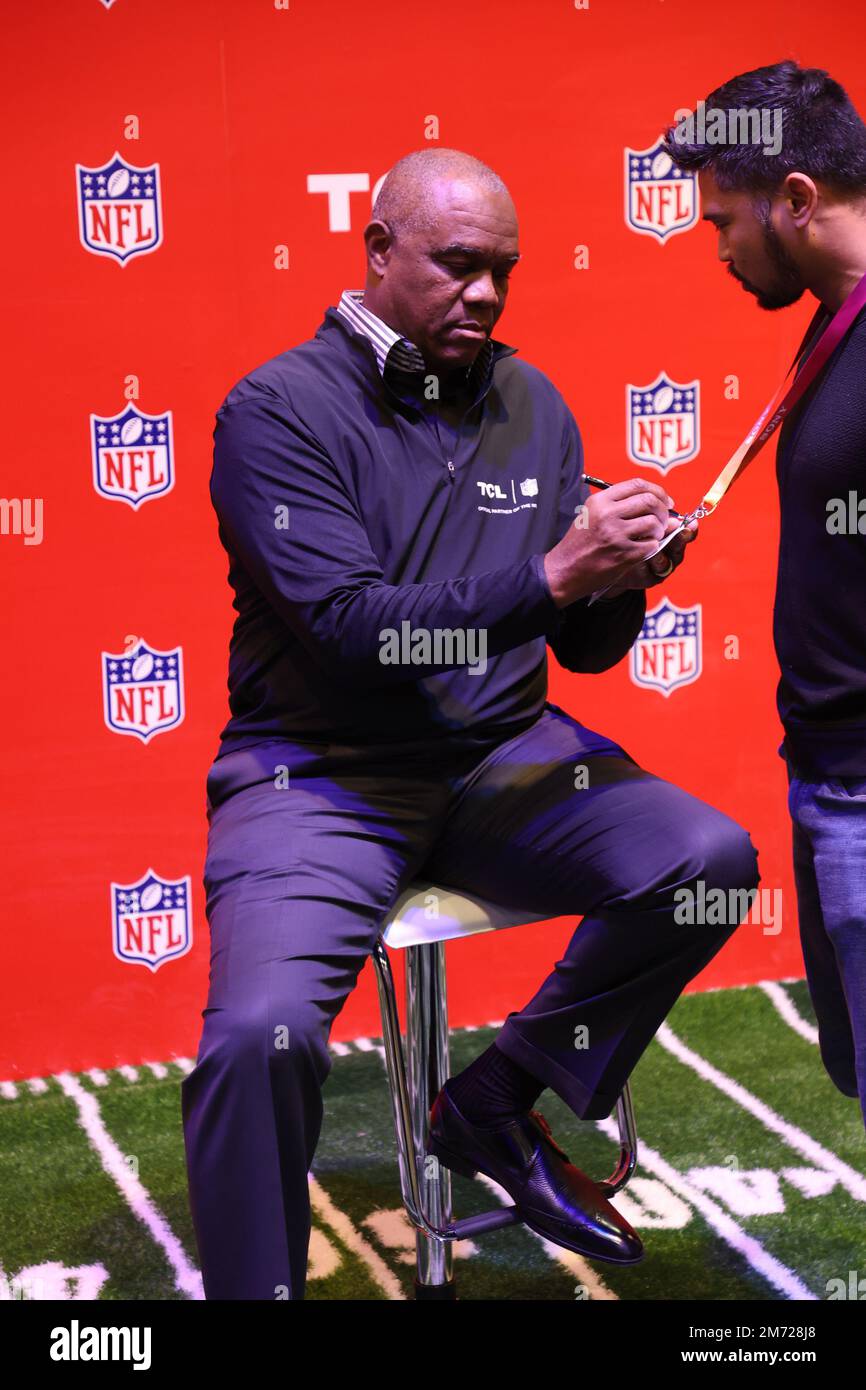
[543,477,676,608]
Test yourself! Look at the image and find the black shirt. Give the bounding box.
[774,299,866,776]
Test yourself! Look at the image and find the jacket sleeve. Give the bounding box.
[209,384,563,688]
[544,404,646,674]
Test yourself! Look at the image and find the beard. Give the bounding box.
[727,216,806,310]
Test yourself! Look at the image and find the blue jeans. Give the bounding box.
[787,760,866,1127]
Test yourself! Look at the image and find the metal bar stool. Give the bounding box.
[372,882,639,1300]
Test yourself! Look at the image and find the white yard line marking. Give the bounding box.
[308,1174,405,1300]
[595,1116,815,1300]
[53,1071,203,1300]
[758,981,819,1046]
[348,1036,386,1063]
[473,1171,618,1299]
[656,1022,866,1201]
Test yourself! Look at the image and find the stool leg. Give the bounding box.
[597,1081,639,1197]
[405,942,456,1297]
[372,937,459,1295]
[373,940,426,1228]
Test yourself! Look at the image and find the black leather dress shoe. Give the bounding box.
[427,1080,643,1265]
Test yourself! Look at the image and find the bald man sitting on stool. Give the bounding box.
[181,147,760,1300]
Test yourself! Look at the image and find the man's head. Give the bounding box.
[663,60,866,310]
[361,148,519,376]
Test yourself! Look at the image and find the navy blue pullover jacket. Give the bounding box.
[206,304,646,794]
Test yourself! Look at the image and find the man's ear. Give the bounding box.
[363,218,395,274]
[783,172,819,227]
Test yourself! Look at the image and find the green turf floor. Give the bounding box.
[1,980,864,1300]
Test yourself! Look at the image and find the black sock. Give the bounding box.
[446,1040,545,1125]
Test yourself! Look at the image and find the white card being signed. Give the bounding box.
[587,520,687,606]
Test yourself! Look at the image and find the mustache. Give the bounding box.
[727,263,758,293]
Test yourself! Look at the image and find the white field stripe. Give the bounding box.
[595,1116,815,1300]
[758,981,819,1046]
[1,1058,197,1097]
[473,1171,617,1300]
[656,1022,866,1202]
[54,1071,203,1300]
[350,1037,386,1063]
[1,1028,510,1097]
[308,1174,405,1299]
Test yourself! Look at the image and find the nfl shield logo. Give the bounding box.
[520,478,538,497]
[111,869,192,971]
[626,372,700,472]
[91,404,174,507]
[624,140,698,243]
[76,151,163,264]
[631,598,702,696]
[102,638,184,742]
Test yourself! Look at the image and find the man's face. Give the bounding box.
[699,168,807,310]
[365,179,520,374]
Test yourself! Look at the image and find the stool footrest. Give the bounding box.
[442,1204,522,1239]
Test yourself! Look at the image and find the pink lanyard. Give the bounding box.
[682,268,866,525]
[587,270,866,602]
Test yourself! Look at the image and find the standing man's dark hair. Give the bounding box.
[662,59,866,312]
[663,58,866,194]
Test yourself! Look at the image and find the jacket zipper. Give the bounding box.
[432,411,462,485]
[381,359,500,485]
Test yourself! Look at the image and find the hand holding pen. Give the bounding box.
[543,474,699,608]
[581,474,683,518]
[577,474,699,600]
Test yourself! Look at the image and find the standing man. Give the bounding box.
[182,146,760,1299]
[664,59,866,1132]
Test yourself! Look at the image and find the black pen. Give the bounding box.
[581,473,683,519]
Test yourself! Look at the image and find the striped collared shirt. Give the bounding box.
[335,288,494,396]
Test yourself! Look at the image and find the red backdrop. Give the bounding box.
[5,0,860,1080]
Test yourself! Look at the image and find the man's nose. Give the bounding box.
[464,271,500,301]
